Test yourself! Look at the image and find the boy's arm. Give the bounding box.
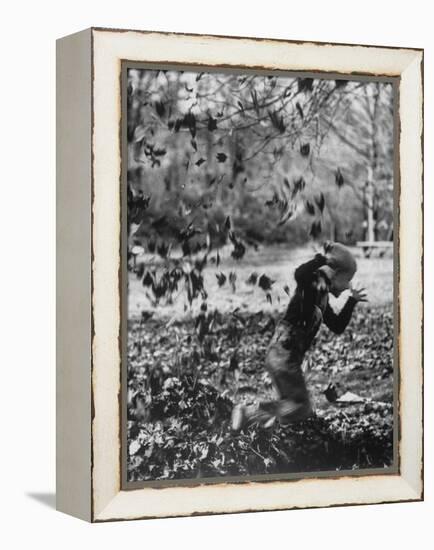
[294,253,327,287]
[323,297,357,334]
[290,254,327,325]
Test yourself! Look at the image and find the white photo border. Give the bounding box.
[91,28,423,522]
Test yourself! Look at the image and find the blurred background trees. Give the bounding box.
[127,69,394,252]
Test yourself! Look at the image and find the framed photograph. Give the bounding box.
[56,28,423,522]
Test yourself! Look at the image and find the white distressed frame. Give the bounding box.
[57,28,423,523]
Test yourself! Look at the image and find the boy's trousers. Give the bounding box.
[244,310,322,427]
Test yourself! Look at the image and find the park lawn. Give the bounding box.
[128,244,393,319]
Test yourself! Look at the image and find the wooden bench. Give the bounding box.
[356,241,393,258]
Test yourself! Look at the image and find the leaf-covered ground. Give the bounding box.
[127,303,394,482]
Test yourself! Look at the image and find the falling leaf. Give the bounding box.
[293,177,306,194]
[310,220,322,239]
[315,192,325,212]
[157,241,170,258]
[228,230,246,260]
[246,272,258,285]
[183,111,197,138]
[217,152,227,163]
[216,272,226,287]
[231,240,246,260]
[305,200,315,216]
[335,168,344,188]
[229,271,237,293]
[258,274,274,291]
[142,271,154,287]
[251,89,260,114]
[268,110,286,133]
[278,201,294,225]
[300,143,310,157]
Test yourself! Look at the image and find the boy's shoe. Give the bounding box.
[279,402,314,427]
[231,404,246,432]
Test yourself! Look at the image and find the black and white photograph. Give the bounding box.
[0,0,428,537]
[125,66,396,484]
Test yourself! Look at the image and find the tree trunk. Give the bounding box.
[365,167,375,242]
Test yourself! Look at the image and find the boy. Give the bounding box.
[231,241,367,431]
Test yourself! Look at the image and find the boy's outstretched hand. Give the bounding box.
[350,285,368,302]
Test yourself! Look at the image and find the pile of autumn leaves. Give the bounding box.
[127,306,394,482]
